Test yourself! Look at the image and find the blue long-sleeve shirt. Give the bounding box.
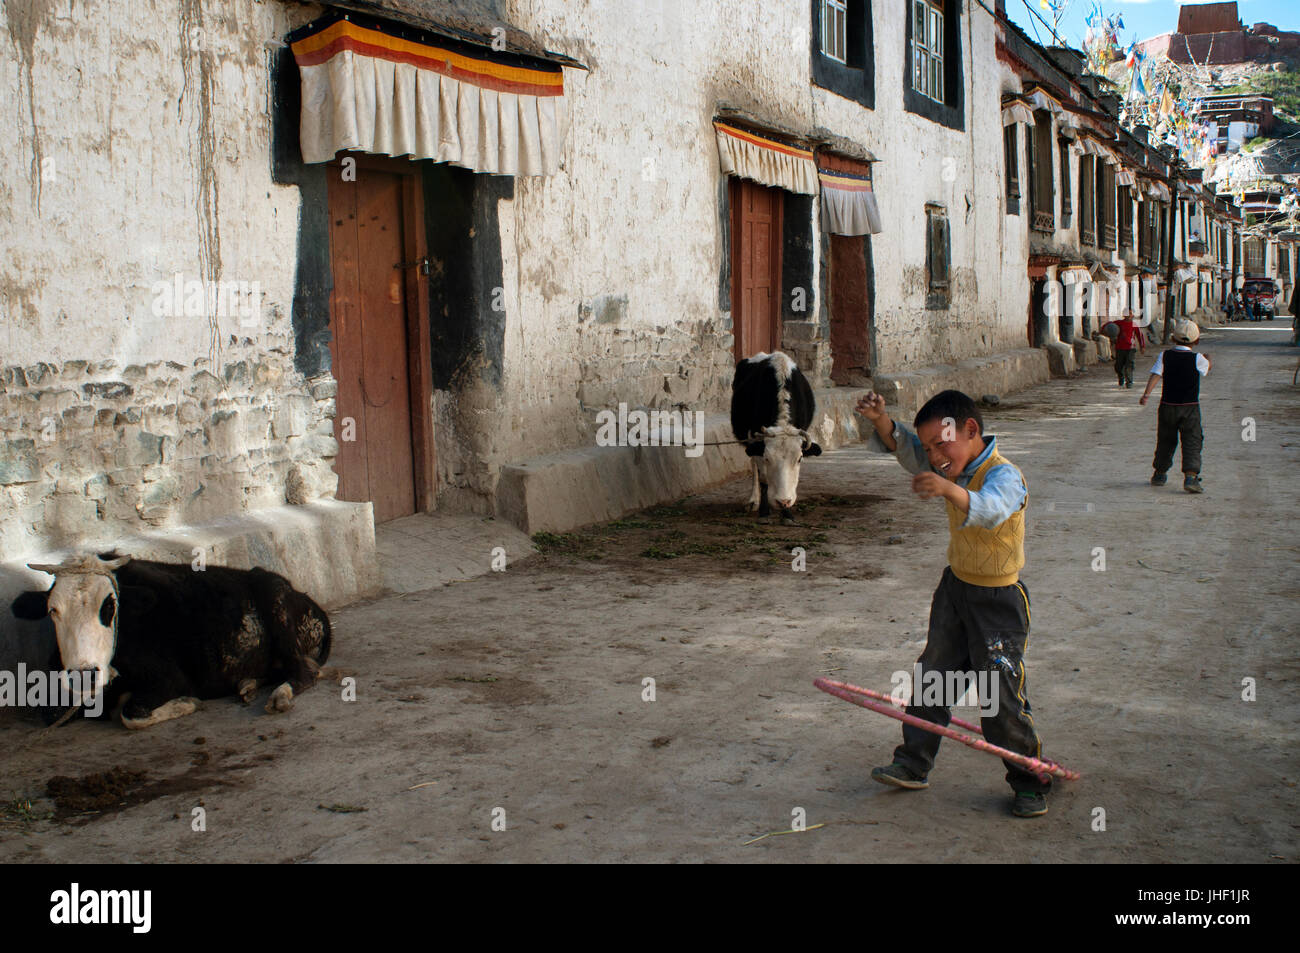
[868,421,1027,529]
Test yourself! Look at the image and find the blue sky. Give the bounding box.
[1005,0,1298,53]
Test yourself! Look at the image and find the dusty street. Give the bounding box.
[2,322,1297,863]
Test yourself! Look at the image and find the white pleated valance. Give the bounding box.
[714,122,817,195]
[1175,267,1197,284]
[1080,136,1120,166]
[818,170,882,235]
[1002,100,1034,127]
[1117,168,1137,187]
[1026,88,1064,116]
[1146,181,1172,202]
[291,17,567,175]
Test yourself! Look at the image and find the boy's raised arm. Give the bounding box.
[855,393,930,475]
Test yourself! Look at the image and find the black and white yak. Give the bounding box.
[10,552,331,729]
[730,351,822,520]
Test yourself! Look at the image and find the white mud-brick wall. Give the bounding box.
[805,0,1031,371]
[467,0,1033,500]
[0,0,337,563]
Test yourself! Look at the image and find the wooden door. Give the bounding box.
[828,234,872,384]
[328,169,418,524]
[730,178,783,359]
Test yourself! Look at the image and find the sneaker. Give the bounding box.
[1184,474,1204,494]
[1151,471,1167,486]
[1012,791,1048,818]
[870,763,929,790]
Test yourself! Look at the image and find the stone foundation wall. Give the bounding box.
[0,348,338,561]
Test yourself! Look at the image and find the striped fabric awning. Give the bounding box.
[817,168,882,236]
[290,15,567,175]
[714,122,817,195]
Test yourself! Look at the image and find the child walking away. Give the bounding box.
[854,389,1050,818]
[1113,310,1144,388]
[1139,319,1210,494]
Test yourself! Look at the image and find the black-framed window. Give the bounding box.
[1029,113,1054,233]
[1098,163,1115,249]
[926,204,950,309]
[1079,154,1095,246]
[1004,124,1020,215]
[1118,185,1132,250]
[812,0,874,109]
[903,0,962,130]
[911,0,944,103]
[1058,139,1072,229]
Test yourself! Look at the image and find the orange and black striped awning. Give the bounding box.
[289,13,568,175]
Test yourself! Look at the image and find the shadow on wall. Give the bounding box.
[0,565,57,722]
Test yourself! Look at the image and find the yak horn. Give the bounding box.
[28,553,130,575]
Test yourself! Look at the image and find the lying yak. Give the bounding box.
[10,552,331,729]
[731,351,822,521]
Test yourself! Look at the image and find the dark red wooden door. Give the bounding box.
[828,234,872,384]
[328,171,417,524]
[731,178,783,359]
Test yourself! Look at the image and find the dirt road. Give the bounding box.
[3,322,1297,862]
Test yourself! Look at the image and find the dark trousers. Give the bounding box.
[893,568,1050,794]
[1153,403,1203,475]
[1115,348,1136,384]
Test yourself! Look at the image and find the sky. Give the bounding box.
[1005,0,1299,54]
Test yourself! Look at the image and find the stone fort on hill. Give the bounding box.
[1138,2,1300,65]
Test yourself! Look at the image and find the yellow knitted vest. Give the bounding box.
[945,447,1026,587]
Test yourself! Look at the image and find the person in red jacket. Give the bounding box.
[1112,310,1145,388]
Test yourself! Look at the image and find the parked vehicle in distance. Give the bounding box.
[1242,277,1279,319]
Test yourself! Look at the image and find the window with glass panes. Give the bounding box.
[821,0,848,63]
[912,0,944,104]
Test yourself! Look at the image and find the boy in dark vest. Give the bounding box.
[1112,310,1145,388]
[855,389,1050,818]
[1139,319,1211,493]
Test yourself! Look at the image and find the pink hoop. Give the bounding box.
[814,677,1081,782]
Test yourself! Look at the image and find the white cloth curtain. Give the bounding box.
[294,21,567,175]
[715,123,817,195]
[819,181,883,235]
[1002,101,1034,127]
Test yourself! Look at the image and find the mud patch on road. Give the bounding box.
[445,675,542,708]
[530,493,896,579]
[40,758,252,825]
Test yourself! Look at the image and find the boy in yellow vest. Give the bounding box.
[854,389,1049,818]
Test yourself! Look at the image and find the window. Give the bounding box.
[1079,154,1095,246]
[812,1,874,108]
[821,0,848,62]
[1245,239,1264,273]
[1059,140,1072,229]
[1029,114,1054,233]
[1158,206,1167,267]
[912,0,944,104]
[926,204,950,309]
[903,0,962,129]
[1118,185,1132,251]
[1004,124,1020,216]
[1099,163,1115,249]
